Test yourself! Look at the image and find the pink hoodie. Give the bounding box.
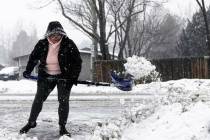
[46,38,62,75]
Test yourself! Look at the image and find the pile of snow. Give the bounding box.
[124,55,157,80]
[90,79,210,140]
[90,102,210,140]
[121,102,210,140]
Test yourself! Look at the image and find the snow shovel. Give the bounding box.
[110,71,134,91]
[26,72,133,91]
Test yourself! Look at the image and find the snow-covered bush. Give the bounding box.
[124,55,160,83]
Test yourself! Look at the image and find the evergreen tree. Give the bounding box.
[178,7,210,57]
[11,30,38,58]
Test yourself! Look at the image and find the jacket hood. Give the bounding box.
[45,21,66,37]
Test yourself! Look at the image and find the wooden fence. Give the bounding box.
[94,57,210,82]
[94,60,125,82]
[151,57,209,81]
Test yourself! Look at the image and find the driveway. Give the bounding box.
[0,100,130,139]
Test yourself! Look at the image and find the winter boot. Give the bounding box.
[59,125,71,137]
[19,122,37,134]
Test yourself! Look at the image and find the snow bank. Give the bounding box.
[90,79,210,140]
[121,102,210,140]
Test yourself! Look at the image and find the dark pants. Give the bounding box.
[28,74,73,126]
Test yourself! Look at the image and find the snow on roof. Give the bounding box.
[79,49,91,54]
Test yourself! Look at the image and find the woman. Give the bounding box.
[19,21,82,137]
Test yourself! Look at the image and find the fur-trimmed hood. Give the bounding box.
[45,21,66,37]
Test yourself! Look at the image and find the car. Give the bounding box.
[0,66,20,81]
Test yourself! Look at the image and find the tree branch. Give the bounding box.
[196,0,203,11]
[56,0,99,41]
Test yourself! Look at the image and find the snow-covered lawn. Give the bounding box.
[1,79,210,140]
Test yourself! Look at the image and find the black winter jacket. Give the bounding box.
[25,36,82,85]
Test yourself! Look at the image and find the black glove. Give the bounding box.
[23,71,31,79]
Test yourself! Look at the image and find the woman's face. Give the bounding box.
[49,33,62,44]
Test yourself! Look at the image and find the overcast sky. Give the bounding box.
[165,0,210,18]
[0,0,88,47]
[0,0,209,48]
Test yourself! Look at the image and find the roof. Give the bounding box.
[79,50,91,54]
[81,47,91,51]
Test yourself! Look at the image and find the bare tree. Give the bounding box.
[126,6,183,59]
[118,0,143,59]
[106,0,126,59]
[34,0,168,60]
[196,0,210,55]
[46,0,151,60]
[107,0,167,59]
[56,0,111,60]
[107,0,146,59]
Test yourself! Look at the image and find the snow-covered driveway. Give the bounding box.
[2,79,210,140]
[0,99,141,140]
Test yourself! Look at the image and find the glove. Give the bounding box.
[23,71,31,79]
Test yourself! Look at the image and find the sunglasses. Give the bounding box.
[49,33,62,38]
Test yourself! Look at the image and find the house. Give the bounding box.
[13,47,92,81]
